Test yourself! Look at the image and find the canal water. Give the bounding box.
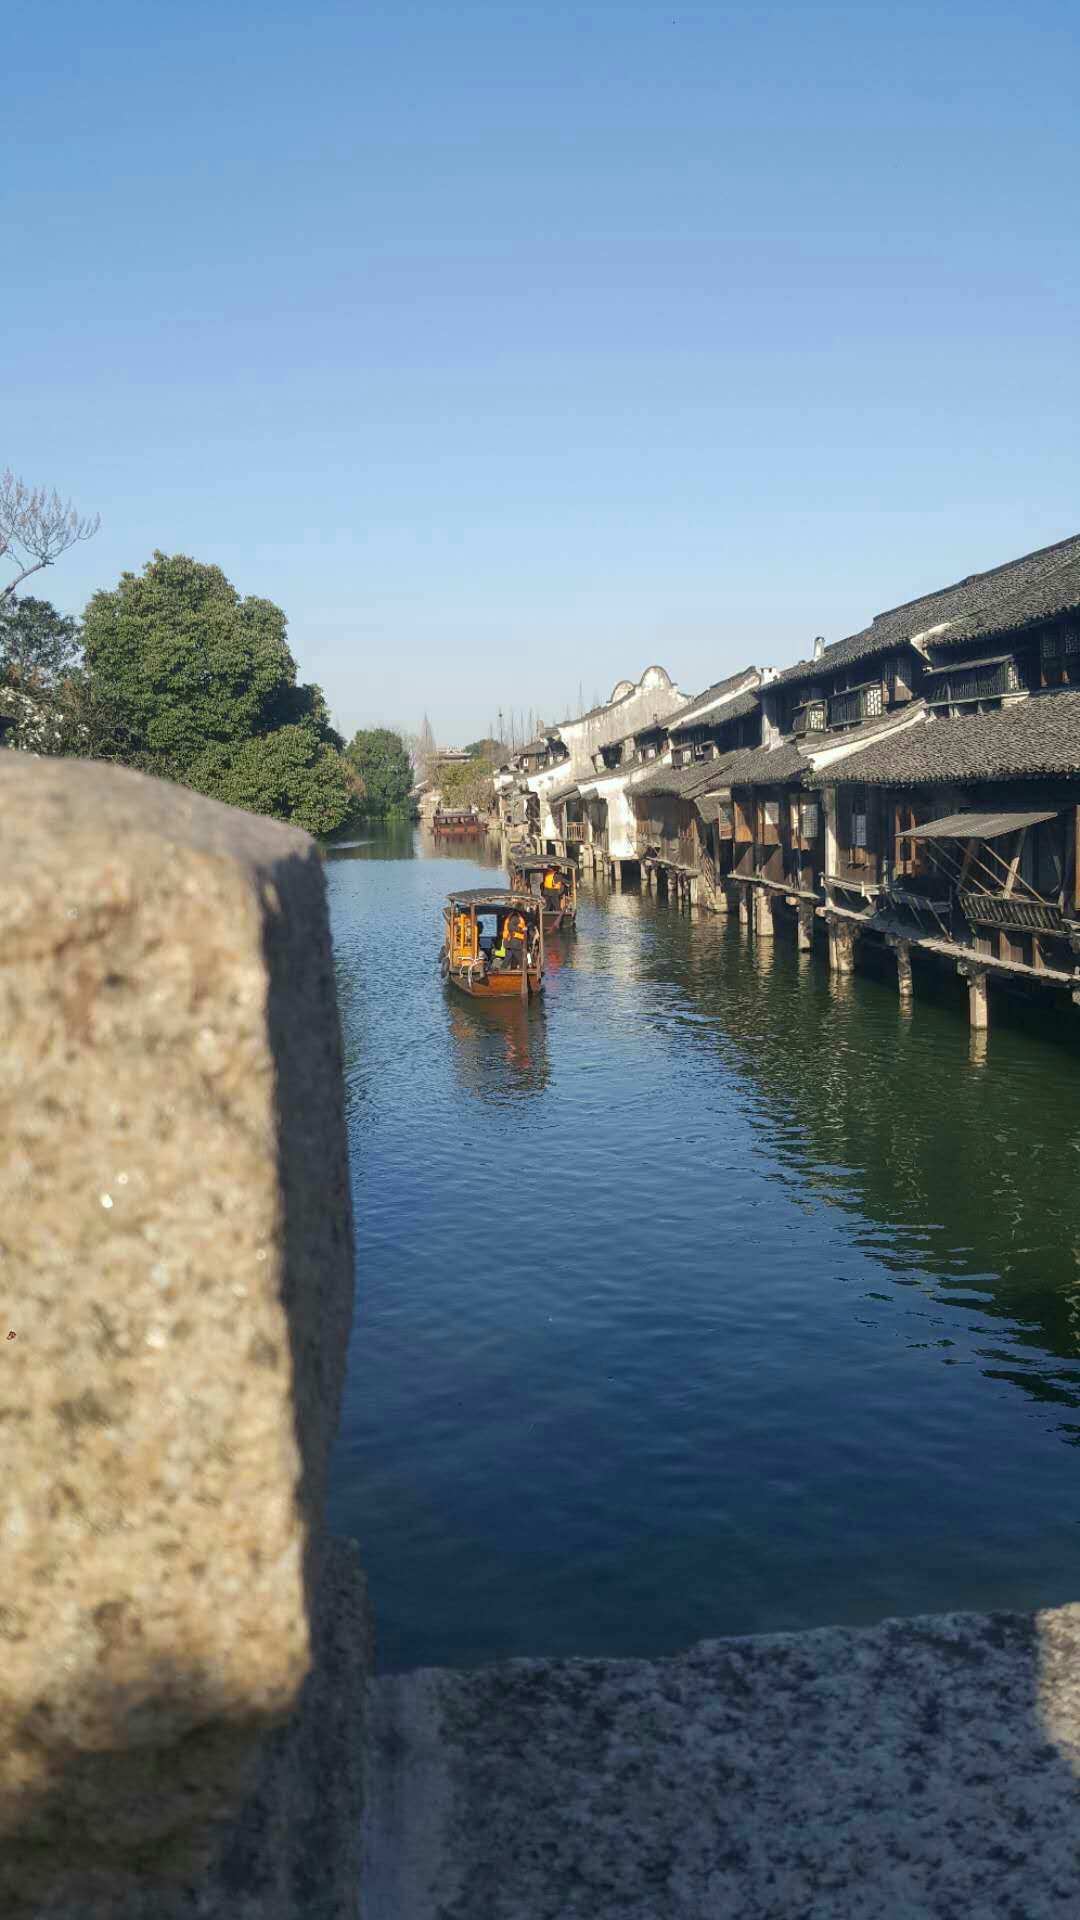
[326,826,1080,1673]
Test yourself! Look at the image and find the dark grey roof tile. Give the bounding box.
[775,533,1080,690]
[806,690,1080,787]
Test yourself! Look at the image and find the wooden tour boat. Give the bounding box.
[441,889,544,999]
[506,848,578,931]
[432,806,486,838]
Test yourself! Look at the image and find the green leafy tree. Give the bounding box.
[438,756,494,811]
[81,552,357,834]
[0,594,82,687]
[187,726,361,837]
[0,595,90,754]
[344,727,413,814]
[83,554,308,761]
[463,736,504,766]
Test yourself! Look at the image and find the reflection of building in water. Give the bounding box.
[421,826,503,868]
[446,995,551,1102]
[663,917,1080,1406]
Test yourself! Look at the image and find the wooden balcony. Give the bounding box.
[958,892,1065,935]
[828,682,884,729]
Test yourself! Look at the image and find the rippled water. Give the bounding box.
[326,825,1080,1672]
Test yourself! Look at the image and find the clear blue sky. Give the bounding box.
[7,1,1078,744]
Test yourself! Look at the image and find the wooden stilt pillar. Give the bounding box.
[960,962,990,1032]
[687,875,699,909]
[753,886,774,940]
[796,902,815,952]
[737,885,750,928]
[895,940,913,1010]
[830,919,858,975]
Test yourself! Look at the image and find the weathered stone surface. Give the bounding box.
[31,1537,371,1920]
[365,1604,1080,1919]
[0,757,359,1910]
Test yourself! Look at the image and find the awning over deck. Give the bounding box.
[695,791,731,822]
[901,807,1058,840]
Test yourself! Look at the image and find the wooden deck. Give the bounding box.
[818,902,1077,988]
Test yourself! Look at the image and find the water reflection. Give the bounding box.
[419,829,503,868]
[657,915,1080,1396]
[445,993,551,1101]
[325,821,417,861]
[328,825,1080,1671]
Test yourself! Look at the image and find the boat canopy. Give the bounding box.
[509,852,574,873]
[446,889,538,909]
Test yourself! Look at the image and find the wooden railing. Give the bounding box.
[959,892,1065,935]
[828,682,884,728]
[928,660,1014,706]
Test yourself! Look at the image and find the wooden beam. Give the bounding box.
[1002,829,1026,897]
[958,837,980,887]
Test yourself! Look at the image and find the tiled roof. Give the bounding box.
[708,739,808,789]
[774,532,1080,690]
[669,686,760,732]
[631,759,716,800]
[923,551,1080,650]
[805,691,1080,788]
[666,669,759,731]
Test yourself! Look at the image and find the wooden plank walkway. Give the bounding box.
[817,903,1077,987]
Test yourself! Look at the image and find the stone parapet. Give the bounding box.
[366,1605,1080,1919]
[0,757,365,1917]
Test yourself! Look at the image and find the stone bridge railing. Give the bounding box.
[0,756,367,1919]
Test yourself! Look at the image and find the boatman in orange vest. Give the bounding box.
[494,907,529,969]
[542,866,565,912]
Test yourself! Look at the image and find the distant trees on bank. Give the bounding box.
[0,467,497,837]
[79,553,361,836]
[344,727,414,815]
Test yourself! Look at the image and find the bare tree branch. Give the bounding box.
[0,468,100,605]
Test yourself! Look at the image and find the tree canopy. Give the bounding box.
[0,594,90,754]
[80,552,358,834]
[344,727,414,814]
[186,726,360,838]
[0,594,82,687]
[438,755,494,811]
[463,736,505,765]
